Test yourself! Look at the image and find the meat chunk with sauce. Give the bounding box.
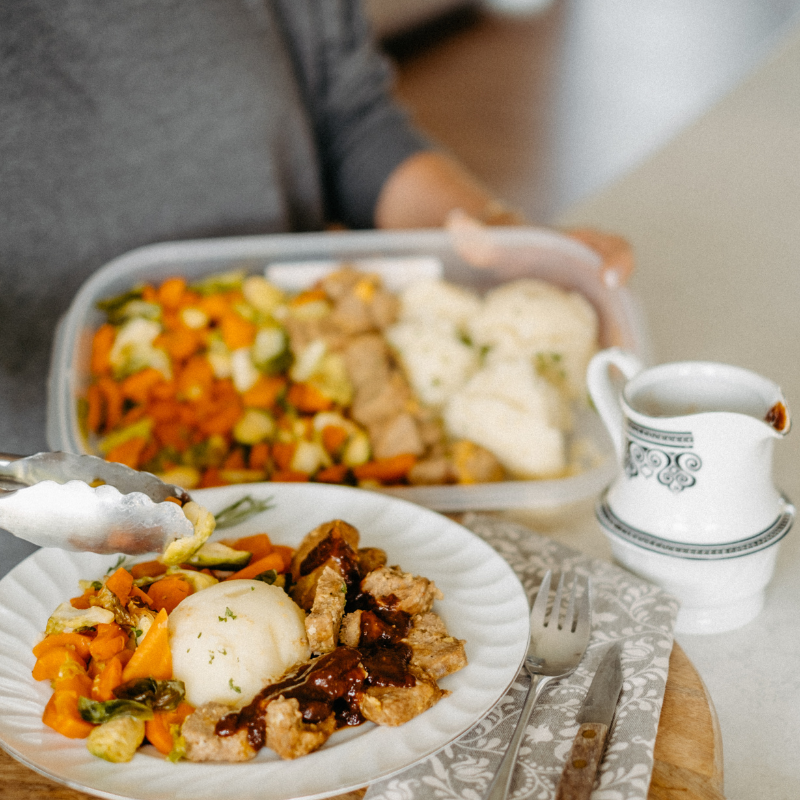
[361,565,443,616]
[182,703,256,762]
[404,612,468,680]
[290,519,360,610]
[265,697,338,760]
[305,565,347,655]
[357,547,387,577]
[358,665,444,727]
[339,610,362,648]
[290,519,360,579]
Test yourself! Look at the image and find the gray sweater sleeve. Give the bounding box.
[272,0,431,228]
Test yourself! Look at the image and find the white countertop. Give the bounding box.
[555,17,800,800]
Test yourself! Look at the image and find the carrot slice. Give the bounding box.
[222,448,246,470]
[33,633,93,662]
[52,664,93,698]
[286,383,334,413]
[42,691,95,739]
[120,368,163,405]
[145,701,195,755]
[130,585,153,606]
[91,654,125,702]
[321,425,349,456]
[159,327,203,363]
[69,587,98,609]
[271,545,294,572]
[177,355,215,402]
[122,608,172,683]
[157,277,188,311]
[106,436,147,470]
[225,552,286,581]
[271,441,296,471]
[130,560,168,581]
[220,313,256,350]
[32,647,86,682]
[270,469,310,483]
[198,401,242,437]
[97,376,124,432]
[197,293,231,321]
[89,622,127,662]
[90,323,116,377]
[241,375,286,409]
[147,576,192,614]
[86,383,105,433]
[230,533,272,561]
[248,441,270,471]
[315,464,349,484]
[352,453,417,484]
[199,468,227,488]
[105,567,134,604]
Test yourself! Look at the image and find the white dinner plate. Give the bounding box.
[0,483,530,800]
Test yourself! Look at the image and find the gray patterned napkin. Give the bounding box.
[364,514,678,800]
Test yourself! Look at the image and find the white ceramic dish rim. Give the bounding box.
[0,482,530,800]
[46,227,651,512]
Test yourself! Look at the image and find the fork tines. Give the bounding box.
[532,570,590,634]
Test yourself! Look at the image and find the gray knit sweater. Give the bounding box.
[0,0,427,456]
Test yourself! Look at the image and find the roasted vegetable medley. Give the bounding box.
[32,518,466,763]
[82,266,598,489]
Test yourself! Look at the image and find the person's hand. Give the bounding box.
[564,227,635,286]
[446,211,635,285]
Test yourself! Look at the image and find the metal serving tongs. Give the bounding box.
[0,451,195,555]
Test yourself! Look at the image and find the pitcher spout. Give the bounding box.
[765,399,791,436]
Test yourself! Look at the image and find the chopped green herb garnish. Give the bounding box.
[229,679,242,694]
[218,607,237,622]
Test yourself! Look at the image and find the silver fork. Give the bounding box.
[485,570,592,800]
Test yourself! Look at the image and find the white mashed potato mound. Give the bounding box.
[386,317,479,408]
[169,580,310,708]
[444,359,569,478]
[467,279,599,398]
[397,277,482,328]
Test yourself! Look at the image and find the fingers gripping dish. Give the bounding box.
[31,519,467,763]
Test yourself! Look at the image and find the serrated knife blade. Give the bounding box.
[554,641,624,800]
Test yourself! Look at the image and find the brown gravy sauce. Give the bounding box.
[300,531,361,596]
[216,563,416,751]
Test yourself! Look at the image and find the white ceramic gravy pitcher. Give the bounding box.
[588,348,792,545]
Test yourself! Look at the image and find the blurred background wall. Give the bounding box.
[367,0,800,223]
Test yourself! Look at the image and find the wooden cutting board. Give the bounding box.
[0,642,723,800]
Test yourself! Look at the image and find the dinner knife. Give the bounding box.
[554,641,624,800]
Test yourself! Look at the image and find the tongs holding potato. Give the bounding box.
[0,451,196,555]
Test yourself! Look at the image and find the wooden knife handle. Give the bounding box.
[554,722,610,800]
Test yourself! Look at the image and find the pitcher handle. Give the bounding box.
[587,348,644,461]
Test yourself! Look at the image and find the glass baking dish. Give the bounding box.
[47,227,650,511]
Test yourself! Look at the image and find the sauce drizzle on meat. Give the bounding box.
[215,599,418,749]
[300,529,360,593]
